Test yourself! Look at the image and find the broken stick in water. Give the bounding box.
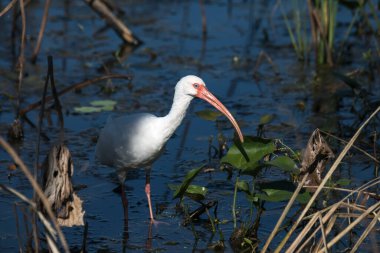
[84,0,142,45]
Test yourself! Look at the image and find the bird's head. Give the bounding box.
[176,75,206,97]
[176,75,244,143]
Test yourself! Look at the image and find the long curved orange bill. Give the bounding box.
[196,85,244,143]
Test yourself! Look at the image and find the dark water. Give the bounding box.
[0,0,379,252]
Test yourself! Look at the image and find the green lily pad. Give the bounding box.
[265,156,298,173]
[74,100,117,113]
[195,109,223,121]
[221,137,276,173]
[74,106,102,113]
[169,184,208,201]
[252,180,311,204]
[172,165,204,200]
[90,100,117,107]
[257,189,310,204]
[164,241,180,246]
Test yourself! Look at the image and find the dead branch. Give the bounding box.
[0,0,17,17]
[84,0,141,45]
[31,0,51,64]
[16,0,26,119]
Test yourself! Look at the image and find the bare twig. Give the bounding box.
[318,202,380,252]
[0,0,18,17]
[31,0,51,64]
[261,173,309,252]
[303,185,380,200]
[199,0,207,36]
[45,56,65,140]
[320,129,380,164]
[16,0,26,118]
[0,185,60,253]
[13,204,23,252]
[84,0,141,45]
[349,209,380,253]
[0,137,70,253]
[253,50,280,77]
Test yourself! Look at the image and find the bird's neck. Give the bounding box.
[161,92,193,139]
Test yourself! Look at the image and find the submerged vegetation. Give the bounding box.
[0,0,379,252]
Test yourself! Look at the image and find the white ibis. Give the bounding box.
[95,75,244,224]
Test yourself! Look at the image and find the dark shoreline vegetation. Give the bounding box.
[0,1,379,252]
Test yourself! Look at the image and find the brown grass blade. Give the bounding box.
[318,201,380,252]
[0,137,70,253]
[274,106,380,252]
[349,210,380,253]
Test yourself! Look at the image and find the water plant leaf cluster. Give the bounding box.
[170,165,205,201]
[172,136,307,208]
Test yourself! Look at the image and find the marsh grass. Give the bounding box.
[280,0,309,61]
[279,0,366,66]
[262,106,380,252]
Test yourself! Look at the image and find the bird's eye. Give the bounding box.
[193,83,200,89]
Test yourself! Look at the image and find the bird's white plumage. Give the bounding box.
[95,75,205,181]
[96,114,163,168]
[95,75,244,222]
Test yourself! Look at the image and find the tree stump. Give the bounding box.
[41,144,84,226]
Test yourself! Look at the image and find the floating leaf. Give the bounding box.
[221,137,276,173]
[164,241,180,246]
[172,166,204,200]
[74,100,117,113]
[259,189,291,202]
[259,114,275,125]
[74,106,102,113]
[90,100,117,107]
[254,180,311,204]
[249,189,311,204]
[195,109,223,121]
[265,156,298,173]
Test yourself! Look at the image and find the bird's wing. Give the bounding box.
[95,114,158,168]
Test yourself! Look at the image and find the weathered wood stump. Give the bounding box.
[41,144,84,227]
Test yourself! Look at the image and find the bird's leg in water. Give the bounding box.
[120,183,129,239]
[145,167,169,226]
[145,218,153,250]
[145,167,154,221]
